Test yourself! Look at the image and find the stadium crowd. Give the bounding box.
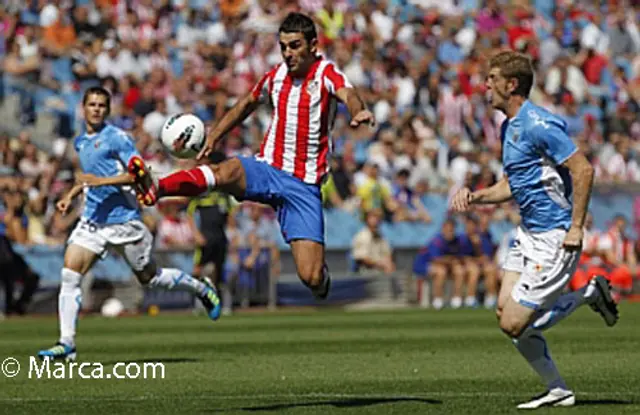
[1,0,640,312]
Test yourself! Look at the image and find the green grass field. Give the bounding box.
[1,303,639,414]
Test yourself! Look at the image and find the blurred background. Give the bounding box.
[1,0,639,318]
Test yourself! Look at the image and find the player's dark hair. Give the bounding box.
[489,51,534,98]
[82,86,111,113]
[279,12,317,44]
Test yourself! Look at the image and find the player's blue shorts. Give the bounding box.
[237,156,324,245]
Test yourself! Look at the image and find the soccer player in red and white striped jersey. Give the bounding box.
[129,12,374,300]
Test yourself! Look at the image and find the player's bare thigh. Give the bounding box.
[206,158,247,199]
[496,269,536,337]
[64,244,100,275]
[290,240,324,287]
[496,270,520,320]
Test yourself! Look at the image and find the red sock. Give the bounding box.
[158,167,213,197]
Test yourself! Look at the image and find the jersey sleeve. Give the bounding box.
[111,130,140,165]
[251,67,276,102]
[528,117,577,165]
[323,62,353,95]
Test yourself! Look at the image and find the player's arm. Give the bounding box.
[325,63,375,128]
[533,118,594,249]
[197,92,261,160]
[76,172,135,188]
[197,69,275,160]
[55,182,85,215]
[470,176,512,204]
[451,176,512,212]
[562,152,594,231]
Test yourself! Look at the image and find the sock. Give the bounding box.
[432,297,444,310]
[59,268,83,348]
[158,165,216,197]
[450,296,462,309]
[530,283,597,332]
[513,329,568,390]
[148,268,208,296]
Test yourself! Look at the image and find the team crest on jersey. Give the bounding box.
[307,80,319,95]
[94,140,101,148]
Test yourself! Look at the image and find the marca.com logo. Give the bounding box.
[2,357,165,380]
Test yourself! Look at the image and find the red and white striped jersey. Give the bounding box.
[251,57,352,185]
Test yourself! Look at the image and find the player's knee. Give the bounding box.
[499,315,525,338]
[61,268,82,291]
[211,158,243,187]
[298,260,323,287]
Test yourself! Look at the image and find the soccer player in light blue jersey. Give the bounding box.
[37,87,221,362]
[451,51,618,409]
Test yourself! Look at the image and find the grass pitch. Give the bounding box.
[1,303,639,414]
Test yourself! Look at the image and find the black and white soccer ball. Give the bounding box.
[160,113,205,159]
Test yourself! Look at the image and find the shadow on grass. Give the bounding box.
[100,357,200,365]
[212,397,442,412]
[575,399,635,406]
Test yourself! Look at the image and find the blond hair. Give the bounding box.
[489,51,534,97]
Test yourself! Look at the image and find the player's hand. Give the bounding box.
[196,133,217,161]
[350,110,375,128]
[56,198,71,215]
[563,226,583,251]
[450,187,473,212]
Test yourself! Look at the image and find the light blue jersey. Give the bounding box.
[501,101,577,232]
[74,124,140,225]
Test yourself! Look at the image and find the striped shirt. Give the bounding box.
[251,57,352,185]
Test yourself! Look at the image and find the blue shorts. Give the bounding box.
[237,156,324,245]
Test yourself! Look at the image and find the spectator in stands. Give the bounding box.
[413,218,466,310]
[355,160,398,221]
[597,214,636,300]
[187,153,235,295]
[0,177,40,315]
[458,214,498,309]
[155,199,206,250]
[351,208,395,275]
[391,168,432,223]
[570,212,605,292]
[234,203,279,308]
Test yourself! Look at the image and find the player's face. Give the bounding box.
[83,93,109,128]
[279,32,316,76]
[485,67,513,111]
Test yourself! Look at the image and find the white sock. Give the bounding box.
[513,329,568,390]
[484,294,497,309]
[198,165,217,191]
[148,268,208,296]
[464,296,477,307]
[450,296,462,309]
[531,283,597,332]
[432,297,444,310]
[59,268,83,348]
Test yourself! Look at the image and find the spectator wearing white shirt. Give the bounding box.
[605,136,640,183]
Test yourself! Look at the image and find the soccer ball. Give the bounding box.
[160,113,206,159]
[101,297,124,318]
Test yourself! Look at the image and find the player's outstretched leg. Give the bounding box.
[144,267,222,321]
[128,156,243,206]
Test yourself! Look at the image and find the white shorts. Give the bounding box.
[503,226,580,310]
[68,218,153,272]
